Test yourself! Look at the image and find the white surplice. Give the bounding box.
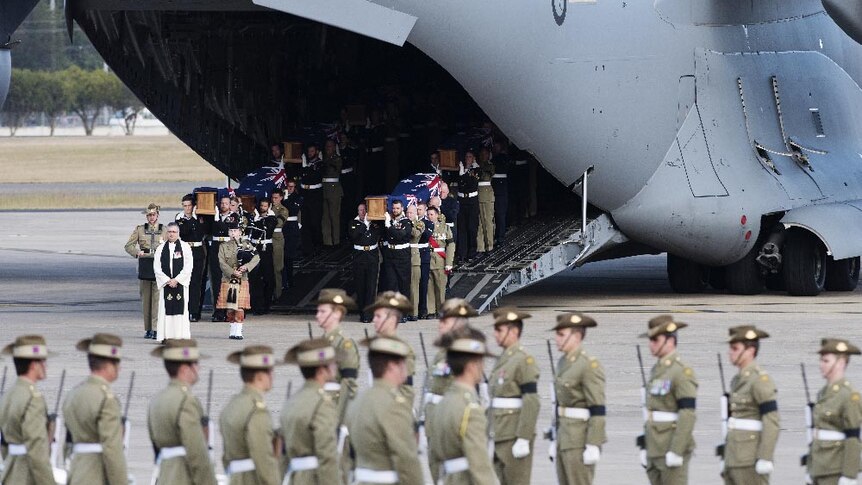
[153,239,193,341]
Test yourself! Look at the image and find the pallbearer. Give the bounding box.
[220,345,279,485]
[722,325,779,485]
[176,194,207,322]
[147,339,216,485]
[0,335,54,484]
[806,339,862,485]
[639,315,697,485]
[279,338,340,485]
[489,306,540,485]
[63,333,128,485]
[550,313,606,485]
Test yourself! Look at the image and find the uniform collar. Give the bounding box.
[242,384,265,400]
[453,380,478,397]
[738,361,759,377]
[324,326,343,339]
[565,347,584,362]
[88,374,110,387]
[169,378,190,391]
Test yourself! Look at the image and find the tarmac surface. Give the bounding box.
[1,210,860,484]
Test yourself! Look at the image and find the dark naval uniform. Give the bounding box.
[250,210,277,314]
[301,155,324,252]
[339,141,360,232]
[491,151,511,245]
[410,216,433,319]
[381,214,413,296]
[440,195,459,252]
[175,212,207,320]
[321,152,343,246]
[349,217,382,321]
[456,164,480,261]
[282,191,303,289]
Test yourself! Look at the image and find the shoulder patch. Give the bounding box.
[591,361,599,369]
[526,356,534,365]
[344,341,352,349]
[853,393,860,402]
[684,368,693,376]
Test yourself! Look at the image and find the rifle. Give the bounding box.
[204,369,215,463]
[364,328,372,386]
[307,322,313,339]
[635,345,648,450]
[800,363,814,466]
[417,333,431,421]
[716,353,729,458]
[0,366,7,398]
[122,371,135,459]
[49,369,66,467]
[544,340,558,459]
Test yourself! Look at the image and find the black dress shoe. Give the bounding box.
[212,314,225,323]
[190,314,200,322]
[400,317,407,324]
[407,315,418,322]
[144,331,152,339]
[236,335,244,340]
[151,332,158,340]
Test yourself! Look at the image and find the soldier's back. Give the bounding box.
[0,379,53,485]
[219,387,278,485]
[431,381,495,485]
[280,383,339,485]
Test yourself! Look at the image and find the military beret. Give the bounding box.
[76,333,124,360]
[818,338,862,355]
[284,338,337,367]
[150,339,208,362]
[639,315,688,338]
[360,336,411,357]
[227,345,278,369]
[1,335,54,359]
[491,306,531,326]
[727,325,769,343]
[439,299,479,319]
[315,288,357,311]
[550,313,597,331]
[364,291,412,314]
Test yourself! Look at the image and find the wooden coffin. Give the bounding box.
[365,195,389,221]
[439,149,459,171]
[283,141,304,164]
[194,191,217,215]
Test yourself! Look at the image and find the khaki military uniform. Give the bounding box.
[325,326,359,485]
[644,351,698,485]
[147,379,217,485]
[476,158,495,253]
[0,378,54,484]
[272,202,290,299]
[409,217,426,317]
[345,380,423,485]
[62,375,128,485]
[489,344,540,484]
[723,363,779,485]
[322,154,343,246]
[219,386,279,485]
[279,382,339,485]
[807,381,862,484]
[428,221,454,315]
[124,223,167,333]
[429,381,497,485]
[554,348,607,485]
[425,348,452,483]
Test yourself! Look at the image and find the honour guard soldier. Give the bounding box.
[148,339,217,485]
[722,326,779,484]
[345,336,423,485]
[249,198,277,315]
[639,315,698,485]
[381,199,413,297]
[349,204,382,323]
[806,339,862,485]
[456,150,480,262]
[476,147,496,255]
[300,143,324,252]
[63,333,128,485]
[280,339,340,485]
[322,139,344,247]
[427,206,454,316]
[220,345,279,485]
[424,299,478,483]
[125,203,167,339]
[282,180,303,289]
[270,189,289,300]
[217,222,260,340]
[210,196,238,322]
[491,140,511,246]
[314,289,360,426]
[366,292,416,404]
[428,325,497,485]
[409,202,433,320]
[0,335,54,484]
[176,194,207,322]
[338,132,360,233]
[550,313,606,485]
[439,183,459,257]
[489,306,540,485]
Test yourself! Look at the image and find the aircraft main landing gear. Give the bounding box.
[782,230,826,296]
[666,254,709,293]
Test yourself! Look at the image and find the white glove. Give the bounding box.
[838,477,858,485]
[384,212,392,228]
[582,444,600,465]
[512,438,530,459]
[548,441,556,462]
[754,459,773,475]
[417,425,428,455]
[805,474,813,485]
[639,449,648,468]
[478,382,490,407]
[301,153,308,167]
[665,451,683,468]
[719,459,724,474]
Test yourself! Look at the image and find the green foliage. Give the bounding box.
[4,69,41,135]
[62,65,125,135]
[32,70,69,135]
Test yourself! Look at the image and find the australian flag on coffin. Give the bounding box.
[389,173,442,209]
[235,165,287,200]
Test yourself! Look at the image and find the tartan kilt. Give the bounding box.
[216,280,251,309]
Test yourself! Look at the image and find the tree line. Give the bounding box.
[4,66,144,136]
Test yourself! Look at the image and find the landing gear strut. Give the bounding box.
[667,254,709,293]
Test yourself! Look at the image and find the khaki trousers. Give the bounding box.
[646,455,691,485]
[272,233,284,298]
[724,466,768,485]
[494,438,534,485]
[556,447,595,485]
[813,475,842,485]
[427,269,447,316]
[322,183,342,246]
[139,280,158,331]
[410,263,421,316]
[477,186,495,252]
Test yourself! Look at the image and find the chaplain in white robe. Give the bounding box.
[153,222,193,341]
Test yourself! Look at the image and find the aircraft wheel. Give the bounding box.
[782,230,826,296]
[708,266,727,290]
[725,246,764,295]
[667,253,708,293]
[825,256,860,291]
[765,272,785,291]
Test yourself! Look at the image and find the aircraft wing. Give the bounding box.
[252,0,416,46]
[781,201,862,260]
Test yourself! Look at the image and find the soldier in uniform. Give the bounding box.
[63,333,128,485]
[217,222,260,340]
[423,299,478,483]
[220,345,279,485]
[300,143,324,254]
[367,292,416,403]
[280,338,340,485]
[283,180,303,290]
[488,306,540,485]
[349,203,383,323]
[125,203,167,339]
[440,182,459,255]
[176,194,207,322]
[147,339,217,485]
[550,313,606,485]
[270,188,289,300]
[381,199,413,297]
[407,204,428,321]
[0,335,54,484]
[345,336,423,485]
[322,138,344,247]
[806,338,862,485]
[428,325,497,485]
[491,140,511,246]
[638,315,698,485]
[456,150,480,263]
[210,196,238,322]
[249,198,277,315]
[412,202,433,320]
[338,131,360,234]
[476,147,496,255]
[721,325,779,484]
[427,206,454,316]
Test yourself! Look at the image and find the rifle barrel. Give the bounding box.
[54,369,67,415]
[206,369,214,418]
[123,371,136,418]
[717,353,728,395]
[636,345,648,388]
[801,363,813,404]
[419,332,430,369]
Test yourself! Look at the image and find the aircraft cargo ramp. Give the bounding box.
[272,214,629,314]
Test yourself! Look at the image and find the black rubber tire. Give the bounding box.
[782,230,826,296]
[825,256,860,291]
[708,266,727,290]
[726,246,764,295]
[765,272,785,291]
[667,253,709,293]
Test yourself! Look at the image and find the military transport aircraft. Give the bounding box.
[12,0,862,304]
